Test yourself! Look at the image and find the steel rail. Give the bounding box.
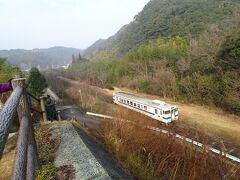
[86,111,240,164]
[0,86,23,158]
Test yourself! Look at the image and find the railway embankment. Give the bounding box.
[43,77,240,179]
[40,121,132,180]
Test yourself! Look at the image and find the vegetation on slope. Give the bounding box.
[94,110,240,180]
[65,21,240,114]
[84,0,240,61]
[64,0,240,114]
[0,57,21,82]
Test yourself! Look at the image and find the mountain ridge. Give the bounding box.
[84,0,240,61]
[0,46,83,70]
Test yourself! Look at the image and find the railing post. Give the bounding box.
[27,122,40,180]
[11,78,40,179]
[12,116,29,180]
[11,78,29,119]
[40,96,48,122]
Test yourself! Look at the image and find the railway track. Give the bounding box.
[86,112,240,164]
[56,105,240,164]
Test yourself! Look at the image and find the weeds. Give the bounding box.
[35,126,61,164]
[36,164,56,180]
[95,117,240,180]
[35,126,60,179]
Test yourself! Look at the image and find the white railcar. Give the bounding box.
[113,92,178,123]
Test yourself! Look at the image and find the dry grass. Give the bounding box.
[56,76,114,114]
[106,85,240,143]
[93,117,240,180]
[0,134,18,180]
[57,76,240,143]
[48,76,240,179]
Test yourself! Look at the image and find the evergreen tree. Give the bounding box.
[28,67,48,96]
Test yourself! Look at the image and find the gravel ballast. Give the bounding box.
[51,123,111,180]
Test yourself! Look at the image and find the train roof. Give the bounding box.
[113,92,176,110]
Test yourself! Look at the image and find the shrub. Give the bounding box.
[138,80,151,93]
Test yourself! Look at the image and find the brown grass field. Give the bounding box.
[47,76,240,179]
[58,77,240,144]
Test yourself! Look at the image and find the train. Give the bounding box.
[113,92,179,123]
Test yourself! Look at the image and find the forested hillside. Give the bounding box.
[0,47,82,70]
[84,0,240,61]
[65,0,240,114]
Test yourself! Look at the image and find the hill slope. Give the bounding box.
[67,0,240,114]
[84,0,240,61]
[0,47,83,70]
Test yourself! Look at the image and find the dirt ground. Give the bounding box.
[58,77,240,144]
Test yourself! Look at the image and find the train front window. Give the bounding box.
[164,110,171,115]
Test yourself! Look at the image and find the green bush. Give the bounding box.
[138,81,151,93]
[0,57,21,82]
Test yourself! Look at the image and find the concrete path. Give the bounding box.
[50,123,132,180]
[57,106,102,128]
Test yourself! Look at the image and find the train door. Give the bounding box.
[155,109,158,118]
[171,109,175,120]
[155,109,161,120]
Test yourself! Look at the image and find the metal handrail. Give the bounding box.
[0,78,40,180]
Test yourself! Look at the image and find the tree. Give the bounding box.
[219,31,240,71]
[0,57,21,82]
[28,67,48,96]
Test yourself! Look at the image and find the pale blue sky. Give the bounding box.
[0,0,149,50]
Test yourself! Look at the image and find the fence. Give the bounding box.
[0,78,40,180]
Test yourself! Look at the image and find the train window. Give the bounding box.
[155,109,158,114]
[124,100,126,104]
[130,102,133,105]
[134,103,136,107]
[144,106,147,110]
[141,105,143,109]
[165,110,171,115]
[137,104,140,108]
[160,111,162,115]
[127,100,129,104]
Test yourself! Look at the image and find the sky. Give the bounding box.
[0,0,150,50]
